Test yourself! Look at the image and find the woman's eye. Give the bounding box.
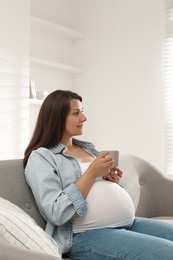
[72,109,83,116]
[73,111,79,116]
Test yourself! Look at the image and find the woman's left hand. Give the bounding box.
[103,165,123,184]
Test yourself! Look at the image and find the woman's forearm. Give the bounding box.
[75,169,97,198]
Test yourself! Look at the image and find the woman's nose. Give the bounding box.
[81,113,87,122]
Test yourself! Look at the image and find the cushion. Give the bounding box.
[151,216,173,224]
[0,197,62,258]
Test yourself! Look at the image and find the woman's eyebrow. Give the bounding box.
[72,108,83,111]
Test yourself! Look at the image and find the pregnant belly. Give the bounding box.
[72,179,135,233]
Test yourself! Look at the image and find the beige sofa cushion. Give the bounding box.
[0,197,62,259]
[151,216,173,224]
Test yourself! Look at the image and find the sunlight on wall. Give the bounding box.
[0,49,30,159]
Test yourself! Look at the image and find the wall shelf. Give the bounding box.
[30,57,84,74]
[31,16,85,40]
[29,98,43,105]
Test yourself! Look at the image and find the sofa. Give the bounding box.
[0,152,173,260]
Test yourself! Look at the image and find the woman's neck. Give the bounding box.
[60,137,73,149]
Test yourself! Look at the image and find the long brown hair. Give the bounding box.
[23,90,82,168]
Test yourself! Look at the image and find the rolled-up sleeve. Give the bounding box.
[64,183,87,215]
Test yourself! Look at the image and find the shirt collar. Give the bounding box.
[50,138,94,154]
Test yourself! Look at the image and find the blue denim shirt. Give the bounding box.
[24,138,99,254]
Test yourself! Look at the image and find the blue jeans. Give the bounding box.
[67,217,173,259]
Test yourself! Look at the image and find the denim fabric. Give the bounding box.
[24,138,99,254]
[68,217,173,260]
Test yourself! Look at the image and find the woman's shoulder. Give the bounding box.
[31,146,53,156]
[26,147,62,172]
[31,143,64,156]
[29,146,60,165]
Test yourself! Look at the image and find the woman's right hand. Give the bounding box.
[76,151,115,198]
[87,151,115,178]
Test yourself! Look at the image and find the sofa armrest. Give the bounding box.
[119,153,173,217]
[0,239,62,260]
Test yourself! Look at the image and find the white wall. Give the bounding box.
[31,0,73,27]
[72,0,165,170]
[0,0,30,159]
[30,0,77,137]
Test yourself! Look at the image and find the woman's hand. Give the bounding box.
[103,165,123,184]
[76,151,118,198]
[87,151,115,178]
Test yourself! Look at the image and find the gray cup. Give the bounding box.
[108,150,119,166]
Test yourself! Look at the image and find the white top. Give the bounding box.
[72,161,135,233]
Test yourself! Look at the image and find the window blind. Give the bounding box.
[165,0,173,174]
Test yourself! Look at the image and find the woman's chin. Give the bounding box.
[76,130,83,136]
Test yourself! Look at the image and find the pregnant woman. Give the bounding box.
[24,90,173,260]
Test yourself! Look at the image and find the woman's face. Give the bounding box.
[64,99,87,138]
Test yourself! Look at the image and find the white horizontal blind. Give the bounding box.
[165,0,173,174]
